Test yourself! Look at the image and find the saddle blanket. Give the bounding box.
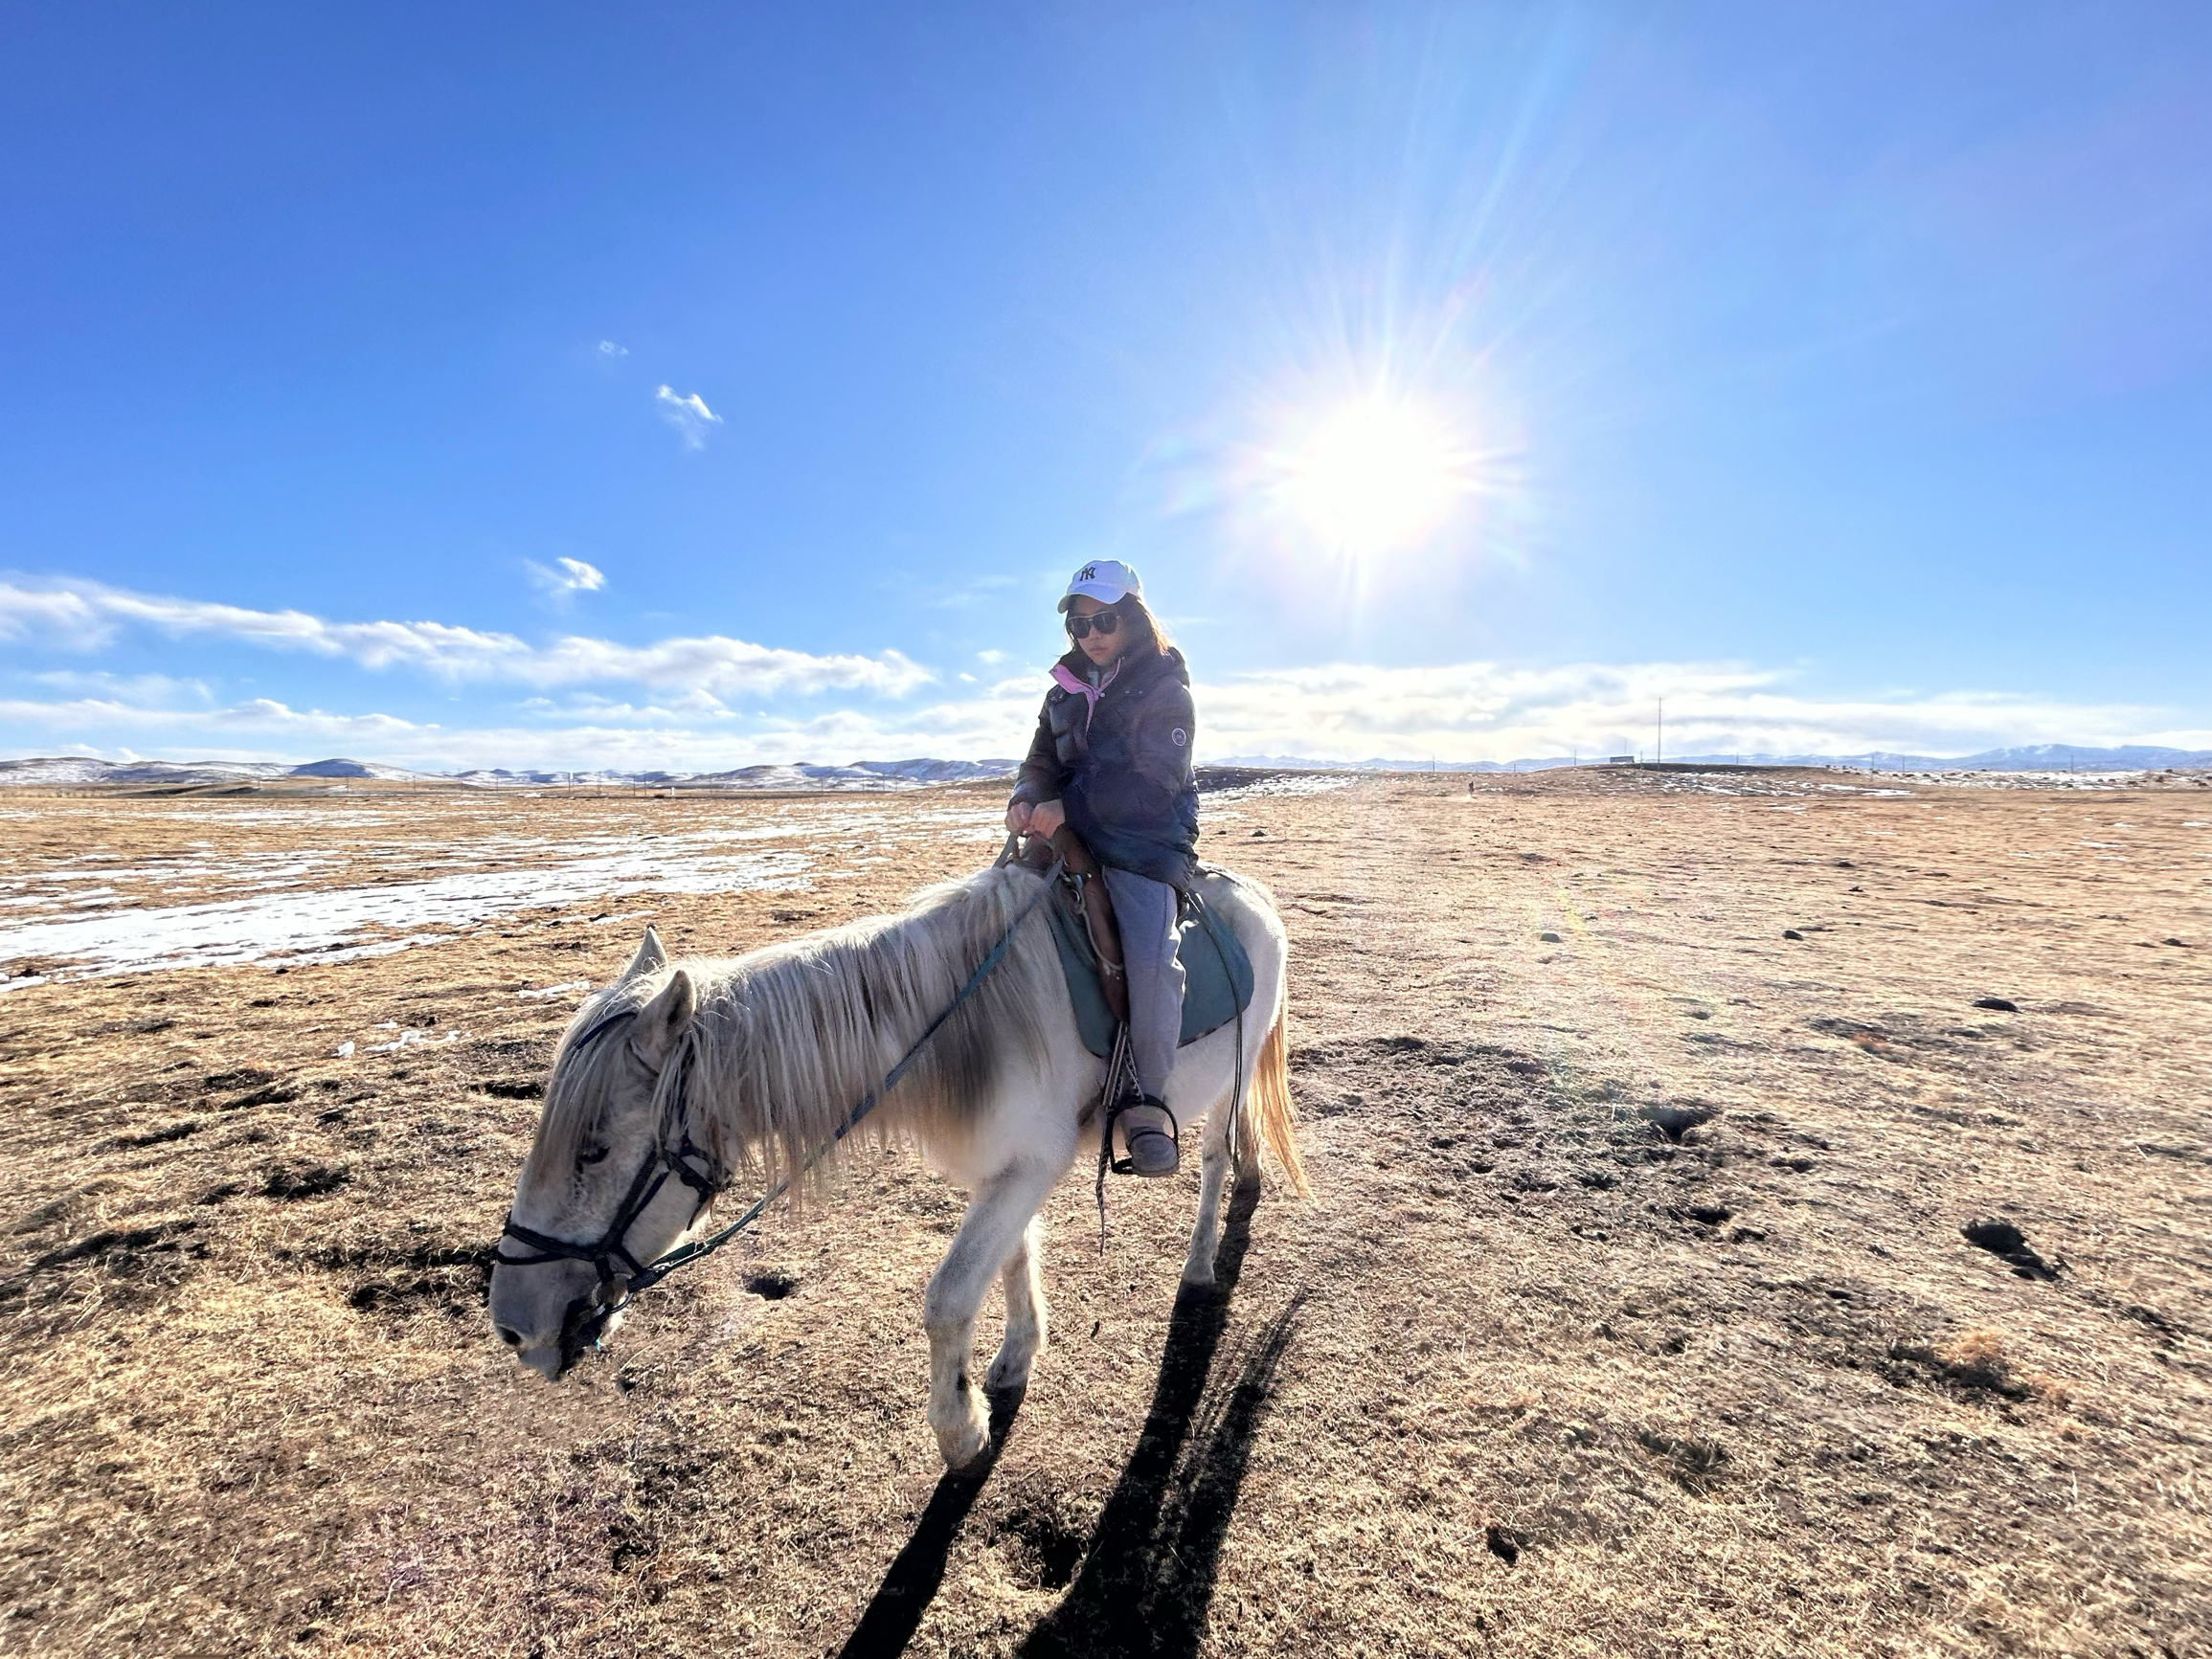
[1044,867,1254,1060]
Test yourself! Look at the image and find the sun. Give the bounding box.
[1274,396,1470,557]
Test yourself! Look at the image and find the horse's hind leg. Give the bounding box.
[924,1161,1056,1469]
[1180,1091,1235,1288]
[985,1215,1046,1393]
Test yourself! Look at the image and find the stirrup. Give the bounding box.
[1110,1094,1180,1178]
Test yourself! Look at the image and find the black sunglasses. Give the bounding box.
[1065,608,1123,639]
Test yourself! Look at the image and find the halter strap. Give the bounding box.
[493,860,1065,1362]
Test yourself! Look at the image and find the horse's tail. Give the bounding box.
[1242,1003,1311,1198]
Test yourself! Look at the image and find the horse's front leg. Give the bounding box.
[923,1161,1056,1469]
[986,1215,1047,1393]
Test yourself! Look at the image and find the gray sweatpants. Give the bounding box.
[1101,866,1185,1098]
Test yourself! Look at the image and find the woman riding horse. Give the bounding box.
[1004,559,1197,1178]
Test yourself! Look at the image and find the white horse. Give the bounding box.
[487,861,1307,1469]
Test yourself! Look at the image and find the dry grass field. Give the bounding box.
[2,769,2208,1658]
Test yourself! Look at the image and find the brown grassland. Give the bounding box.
[2,768,2208,1657]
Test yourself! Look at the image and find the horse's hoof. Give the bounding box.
[1179,1266,1215,1289]
[935,1403,990,1470]
[984,1350,1033,1393]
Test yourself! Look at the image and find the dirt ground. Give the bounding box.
[2,768,2208,1658]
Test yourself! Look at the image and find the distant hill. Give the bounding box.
[1666,745,2212,772]
[0,756,442,787]
[5,746,2203,791]
[1220,746,2212,773]
[447,757,1020,789]
[0,755,1021,790]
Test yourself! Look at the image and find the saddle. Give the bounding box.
[1008,827,1254,1061]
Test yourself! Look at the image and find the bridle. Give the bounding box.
[491,1010,729,1367]
[492,854,1064,1373]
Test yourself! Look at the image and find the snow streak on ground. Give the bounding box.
[0,800,1004,987]
[1203,774,1357,801]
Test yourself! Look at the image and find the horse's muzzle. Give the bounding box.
[545,1283,628,1378]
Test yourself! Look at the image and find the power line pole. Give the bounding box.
[1657,699,1664,767]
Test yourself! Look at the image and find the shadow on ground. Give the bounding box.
[838,1179,1301,1659]
[836,1386,1030,1659]
[1017,1178,1302,1658]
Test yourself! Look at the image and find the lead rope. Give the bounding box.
[528,856,1067,1307]
[651,855,1065,1286]
[1002,831,1137,1254]
[1093,1024,1135,1253]
[1090,886,1244,1253]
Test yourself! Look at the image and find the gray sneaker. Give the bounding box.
[1118,1098,1180,1178]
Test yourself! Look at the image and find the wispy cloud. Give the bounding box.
[28,669,214,705]
[4,576,2202,772]
[0,584,106,649]
[918,573,1020,610]
[4,661,2204,774]
[0,695,426,743]
[1192,661,2204,763]
[597,340,628,357]
[525,557,606,600]
[654,385,721,449]
[0,577,929,699]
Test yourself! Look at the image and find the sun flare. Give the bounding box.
[1275,396,1470,557]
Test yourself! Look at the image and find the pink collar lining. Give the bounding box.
[1051,659,1119,728]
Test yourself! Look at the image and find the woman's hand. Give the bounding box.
[1027,798,1066,839]
[1004,799,1032,835]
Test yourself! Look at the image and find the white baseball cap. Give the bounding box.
[1058,559,1143,613]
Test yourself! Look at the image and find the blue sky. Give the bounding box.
[3,2,2208,769]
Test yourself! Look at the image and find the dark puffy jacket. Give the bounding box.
[1010,645,1199,889]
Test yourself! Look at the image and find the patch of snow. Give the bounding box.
[1205,774,1357,802]
[367,1028,465,1054]
[0,838,813,982]
[518,980,592,999]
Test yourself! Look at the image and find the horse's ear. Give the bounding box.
[634,968,696,1065]
[621,926,669,981]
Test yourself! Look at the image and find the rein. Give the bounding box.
[494,860,1063,1363]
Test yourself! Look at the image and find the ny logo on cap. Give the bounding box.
[1078,564,1099,581]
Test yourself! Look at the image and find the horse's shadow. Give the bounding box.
[837,1180,1300,1659]
[834,1383,1028,1659]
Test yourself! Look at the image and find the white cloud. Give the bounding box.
[0,583,106,649]
[654,385,721,449]
[0,577,931,699]
[4,659,2204,777]
[0,695,428,743]
[4,580,2203,772]
[525,556,606,599]
[28,670,213,705]
[598,340,628,357]
[1192,661,2206,763]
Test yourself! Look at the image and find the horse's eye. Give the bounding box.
[579,1144,610,1167]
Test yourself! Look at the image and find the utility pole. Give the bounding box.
[1657,699,1664,767]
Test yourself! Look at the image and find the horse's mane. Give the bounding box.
[526,864,1063,1196]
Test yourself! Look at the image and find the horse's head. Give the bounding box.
[489,926,704,1380]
